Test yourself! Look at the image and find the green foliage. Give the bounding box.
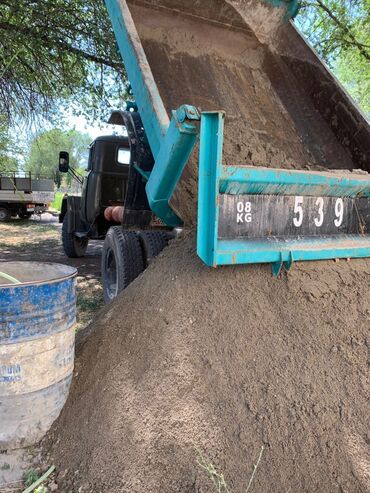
[296,0,370,113]
[23,469,40,488]
[197,451,232,493]
[0,118,20,172]
[197,446,264,493]
[51,191,65,211]
[0,0,128,124]
[34,487,47,493]
[26,128,91,181]
[1,0,367,124]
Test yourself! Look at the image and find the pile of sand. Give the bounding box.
[42,234,370,492]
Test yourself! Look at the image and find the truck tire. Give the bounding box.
[101,227,144,303]
[138,231,171,267]
[62,214,89,258]
[19,212,33,219]
[0,207,11,222]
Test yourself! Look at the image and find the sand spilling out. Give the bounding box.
[126,0,360,224]
[42,234,370,492]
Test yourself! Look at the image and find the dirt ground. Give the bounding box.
[41,233,370,493]
[0,214,104,331]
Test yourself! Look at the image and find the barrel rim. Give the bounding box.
[0,262,77,288]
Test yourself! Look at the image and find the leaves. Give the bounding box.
[0,0,367,125]
[0,0,128,124]
[0,117,21,172]
[296,0,370,113]
[25,128,91,181]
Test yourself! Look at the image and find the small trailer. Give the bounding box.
[0,172,55,221]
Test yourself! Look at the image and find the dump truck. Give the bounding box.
[59,127,173,302]
[61,0,370,302]
[0,172,54,222]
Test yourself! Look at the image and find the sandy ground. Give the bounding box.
[0,214,104,332]
[40,233,370,493]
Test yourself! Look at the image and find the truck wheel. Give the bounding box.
[0,207,11,222]
[19,212,32,219]
[102,227,144,303]
[138,231,171,267]
[62,214,89,258]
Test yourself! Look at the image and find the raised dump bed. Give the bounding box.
[106,0,370,224]
[104,0,370,273]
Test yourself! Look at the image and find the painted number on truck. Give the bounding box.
[293,196,344,229]
[218,194,370,239]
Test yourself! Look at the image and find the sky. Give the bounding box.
[65,114,125,140]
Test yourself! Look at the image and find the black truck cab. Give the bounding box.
[59,110,166,256]
[81,135,130,226]
[59,134,131,252]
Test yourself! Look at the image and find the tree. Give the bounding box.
[0,0,127,124]
[0,118,20,172]
[296,0,370,114]
[26,128,91,185]
[1,0,367,124]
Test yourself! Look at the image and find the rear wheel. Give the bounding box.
[101,227,144,303]
[138,231,172,267]
[0,207,11,222]
[62,214,89,258]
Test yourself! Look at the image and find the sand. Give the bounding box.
[126,0,360,224]
[42,233,370,492]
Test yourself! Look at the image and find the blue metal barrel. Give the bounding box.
[0,262,77,450]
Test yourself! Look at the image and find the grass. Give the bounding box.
[197,452,231,493]
[197,446,264,493]
[22,466,55,493]
[23,469,40,488]
[75,284,104,331]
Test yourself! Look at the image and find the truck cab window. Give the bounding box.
[117,148,131,165]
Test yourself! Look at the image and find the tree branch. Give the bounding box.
[314,0,370,61]
[0,20,123,70]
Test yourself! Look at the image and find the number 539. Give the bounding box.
[293,196,344,228]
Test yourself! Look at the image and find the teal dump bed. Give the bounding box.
[105,0,370,270]
[111,0,369,224]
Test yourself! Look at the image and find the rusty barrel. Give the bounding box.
[0,262,77,450]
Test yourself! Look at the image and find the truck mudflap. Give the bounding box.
[65,196,85,234]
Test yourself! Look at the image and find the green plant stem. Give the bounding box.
[245,446,264,493]
[0,271,21,284]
